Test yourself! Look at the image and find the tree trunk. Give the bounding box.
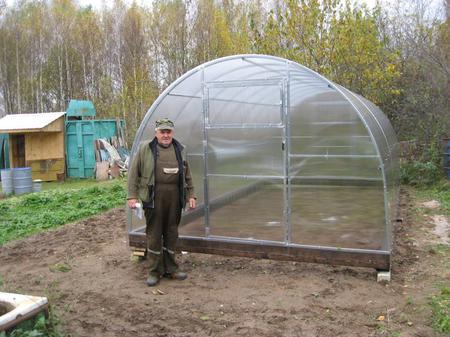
[65,44,71,103]
[58,45,64,110]
[15,34,21,113]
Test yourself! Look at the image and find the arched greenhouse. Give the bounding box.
[128,54,399,272]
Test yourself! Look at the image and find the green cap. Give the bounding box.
[155,118,174,130]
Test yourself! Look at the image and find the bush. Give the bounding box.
[400,160,442,187]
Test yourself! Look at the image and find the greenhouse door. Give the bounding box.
[203,79,289,242]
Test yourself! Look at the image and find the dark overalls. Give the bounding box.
[144,143,182,277]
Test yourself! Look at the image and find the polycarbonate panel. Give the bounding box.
[289,184,385,249]
[208,83,282,126]
[169,71,202,97]
[289,84,381,181]
[337,86,389,161]
[207,128,284,177]
[358,95,400,251]
[207,176,285,241]
[290,157,382,179]
[362,98,398,149]
[204,58,286,83]
[129,54,399,257]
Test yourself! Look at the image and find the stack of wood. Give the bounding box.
[94,137,129,181]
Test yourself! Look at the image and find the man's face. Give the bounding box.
[155,129,173,147]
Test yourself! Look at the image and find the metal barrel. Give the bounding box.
[0,169,13,195]
[13,167,33,195]
[32,179,42,193]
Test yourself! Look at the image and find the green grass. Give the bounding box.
[415,180,450,218]
[0,179,124,336]
[430,286,450,333]
[414,181,450,333]
[40,178,119,191]
[0,309,62,337]
[0,178,126,246]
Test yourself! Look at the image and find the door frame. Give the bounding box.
[201,78,291,241]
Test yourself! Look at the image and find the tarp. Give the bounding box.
[0,134,9,170]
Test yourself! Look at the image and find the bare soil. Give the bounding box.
[0,188,449,337]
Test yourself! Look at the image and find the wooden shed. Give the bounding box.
[0,112,66,181]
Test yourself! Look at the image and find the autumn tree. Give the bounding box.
[0,0,447,152]
[379,0,449,159]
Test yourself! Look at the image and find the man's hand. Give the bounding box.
[189,198,196,210]
[128,198,138,209]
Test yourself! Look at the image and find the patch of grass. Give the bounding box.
[1,306,62,337]
[429,286,450,333]
[41,177,118,191]
[434,244,450,254]
[428,244,450,269]
[415,180,450,217]
[49,262,71,273]
[375,324,401,337]
[406,296,414,306]
[0,179,126,246]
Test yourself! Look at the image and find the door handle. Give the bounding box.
[78,148,83,159]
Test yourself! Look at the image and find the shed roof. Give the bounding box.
[0,112,66,133]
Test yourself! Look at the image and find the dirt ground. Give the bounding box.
[0,188,449,337]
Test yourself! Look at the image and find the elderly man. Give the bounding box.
[127,118,196,286]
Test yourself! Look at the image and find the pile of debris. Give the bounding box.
[94,136,129,181]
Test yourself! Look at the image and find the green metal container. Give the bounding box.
[66,99,96,118]
[65,119,126,178]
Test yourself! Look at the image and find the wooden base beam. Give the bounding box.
[128,232,390,270]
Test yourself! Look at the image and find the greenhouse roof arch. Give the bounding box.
[129,54,400,272]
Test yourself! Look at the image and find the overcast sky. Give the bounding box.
[3,0,446,20]
[74,0,444,11]
[76,0,382,9]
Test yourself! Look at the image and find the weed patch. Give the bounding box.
[0,181,126,246]
[430,286,450,333]
[400,161,442,187]
[0,307,62,337]
[49,262,71,273]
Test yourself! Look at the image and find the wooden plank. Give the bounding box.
[95,162,109,181]
[25,132,64,161]
[0,303,49,331]
[28,159,65,181]
[128,232,390,270]
[109,162,120,178]
[41,117,64,132]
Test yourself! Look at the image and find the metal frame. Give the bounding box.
[127,54,399,271]
[204,77,287,238]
